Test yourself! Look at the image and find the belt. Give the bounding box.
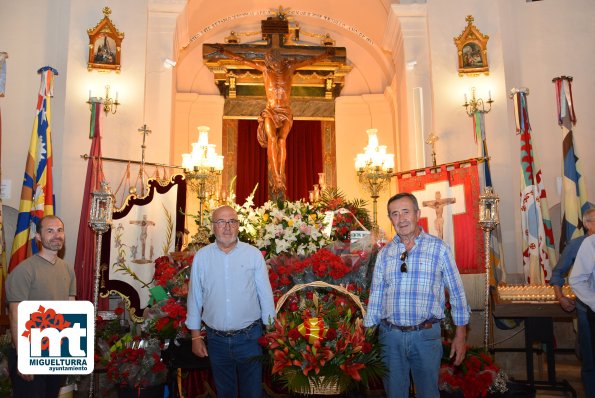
[205,320,260,337]
[381,318,440,332]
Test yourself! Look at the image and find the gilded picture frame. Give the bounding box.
[87,7,124,72]
[454,15,489,76]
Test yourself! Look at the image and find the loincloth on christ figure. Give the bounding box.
[257,105,293,148]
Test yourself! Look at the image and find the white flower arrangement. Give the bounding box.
[212,185,331,258]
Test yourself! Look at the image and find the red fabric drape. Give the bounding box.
[236,120,323,206]
[286,120,323,202]
[74,102,106,307]
[236,120,268,206]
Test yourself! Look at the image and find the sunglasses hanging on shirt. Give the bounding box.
[400,251,408,273]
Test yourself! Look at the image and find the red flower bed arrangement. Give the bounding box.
[439,343,508,398]
[266,240,375,303]
[143,253,194,341]
[440,296,508,397]
[106,338,167,388]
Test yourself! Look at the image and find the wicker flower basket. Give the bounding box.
[274,280,367,395]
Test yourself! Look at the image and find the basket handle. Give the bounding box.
[275,280,365,316]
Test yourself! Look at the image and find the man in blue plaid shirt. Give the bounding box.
[364,192,470,398]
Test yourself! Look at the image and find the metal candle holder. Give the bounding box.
[88,181,114,398]
[478,186,500,350]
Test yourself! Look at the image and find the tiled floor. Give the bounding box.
[508,352,584,398]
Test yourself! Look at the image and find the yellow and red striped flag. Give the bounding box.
[8,66,58,272]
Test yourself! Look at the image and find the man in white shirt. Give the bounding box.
[569,234,595,373]
[186,205,275,398]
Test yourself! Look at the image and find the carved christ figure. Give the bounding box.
[217,45,333,197]
[422,191,456,239]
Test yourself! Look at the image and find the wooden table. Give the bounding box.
[490,287,577,397]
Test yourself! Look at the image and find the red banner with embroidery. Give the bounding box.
[396,159,483,274]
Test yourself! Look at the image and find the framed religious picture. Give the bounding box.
[87,7,124,72]
[99,175,187,321]
[454,15,489,76]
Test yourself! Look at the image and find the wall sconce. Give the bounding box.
[355,128,395,225]
[463,87,493,116]
[163,58,177,69]
[88,84,120,116]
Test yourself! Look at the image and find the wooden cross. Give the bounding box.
[203,14,346,97]
[202,14,346,200]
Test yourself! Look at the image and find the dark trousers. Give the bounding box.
[7,347,65,398]
[587,304,595,371]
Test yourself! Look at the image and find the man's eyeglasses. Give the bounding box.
[400,251,408,273]
[213,219,239,227]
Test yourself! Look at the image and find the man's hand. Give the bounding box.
[449,326,467,366]
[191,338,208,358]
[558,296,576,312]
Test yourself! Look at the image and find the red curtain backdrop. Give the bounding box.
[236,120,323,206]
[236,120,268,206]
[397,161,483,274]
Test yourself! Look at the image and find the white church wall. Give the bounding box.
[0,0,181,266]
[0,0,73,259]
[423,0,595,276]
[335,94,396,236]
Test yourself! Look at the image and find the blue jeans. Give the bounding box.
[206,322,263,398]
[379,322,442,398]
[577,300,595,398]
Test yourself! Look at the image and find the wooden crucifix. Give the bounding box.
[203,14,345,200]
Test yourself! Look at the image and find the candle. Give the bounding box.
[89,90,91,101]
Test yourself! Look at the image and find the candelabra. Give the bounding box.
[478,186,500,351]
[463,87,493,116]
[355,129,395,225]
[182,126,224,226]
[88,181,114,398]
[87,84,120,116]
